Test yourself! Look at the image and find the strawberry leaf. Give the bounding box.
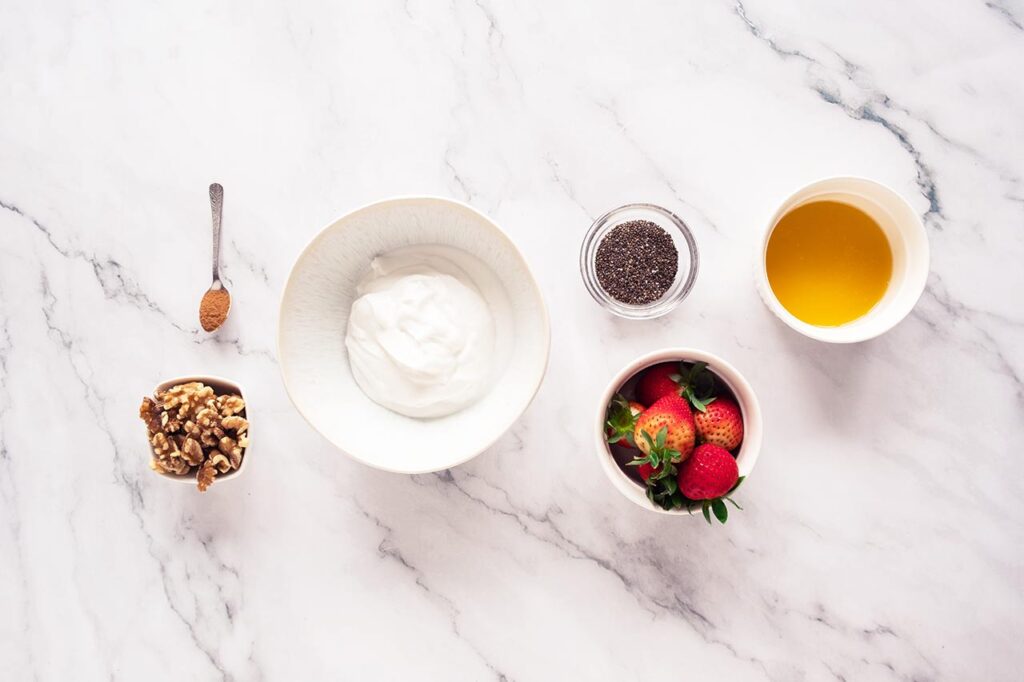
[727,476,745,495]
[651,461,676,482]
[606,394,642,445]
[676,362,719,411]
[651,487,674,510]
[691,363,716,397]
[681,385,717,413]
[635,428,680,471]
[679,483,744,527]
[712,498,728,523]
[640,458,685,509]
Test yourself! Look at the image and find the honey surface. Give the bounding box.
[766,201,892,326]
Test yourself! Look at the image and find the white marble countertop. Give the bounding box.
[2,1,1022,680]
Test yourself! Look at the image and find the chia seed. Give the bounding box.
[595,220,678,305]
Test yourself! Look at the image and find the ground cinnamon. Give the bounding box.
[199,288,231,331]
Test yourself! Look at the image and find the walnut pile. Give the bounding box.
[139,381,248,491]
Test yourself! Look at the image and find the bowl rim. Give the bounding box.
[145,374,249,485]
[277,195,552,474]
[594,348,763,516]
[755,175,930,343]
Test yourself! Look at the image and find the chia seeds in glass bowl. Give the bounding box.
[580,204,699,319]
[595,219,679,305]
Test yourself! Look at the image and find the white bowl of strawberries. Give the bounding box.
[597,349,763,521]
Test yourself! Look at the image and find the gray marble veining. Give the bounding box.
[1,1,1022,680]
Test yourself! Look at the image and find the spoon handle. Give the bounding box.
[209,183,224,284]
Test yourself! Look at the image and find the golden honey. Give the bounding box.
[766,201,893,326]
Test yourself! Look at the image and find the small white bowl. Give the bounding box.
[756,176,930,343]
[595,349,763,516]
[144,375,250,486]
[278,196,550,474]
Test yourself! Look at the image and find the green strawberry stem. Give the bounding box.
[631,427,748,522]
[692,476,746,524]
[630,427,681,477]
[633,427,689,511]
[630,427,685,507]
[670,361,719,413]
[605,394,639,446]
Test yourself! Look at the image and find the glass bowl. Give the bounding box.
[579,203,699,319]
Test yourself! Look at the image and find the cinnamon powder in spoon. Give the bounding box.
[200,288,231,332]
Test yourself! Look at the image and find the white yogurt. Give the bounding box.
[345,245,497,418]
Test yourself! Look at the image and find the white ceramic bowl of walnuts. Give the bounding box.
[139,375,250,491]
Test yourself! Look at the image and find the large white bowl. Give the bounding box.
[278,197,550,474]
[595,348,763,516]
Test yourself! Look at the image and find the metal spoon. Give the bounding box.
[199,183,231,332]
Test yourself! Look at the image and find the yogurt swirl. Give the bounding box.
[345,246,496,419]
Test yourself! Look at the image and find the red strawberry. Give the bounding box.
[605,395,645,448]
[677,444,743,524]
[636,363,682,407]
[633,394,696,461]
[678,444,739,499]
[694,397,744,450]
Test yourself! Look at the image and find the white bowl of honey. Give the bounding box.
[757,177,929,343]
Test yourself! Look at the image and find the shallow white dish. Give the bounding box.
[278,196,550,474]
[595,349,763,516]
